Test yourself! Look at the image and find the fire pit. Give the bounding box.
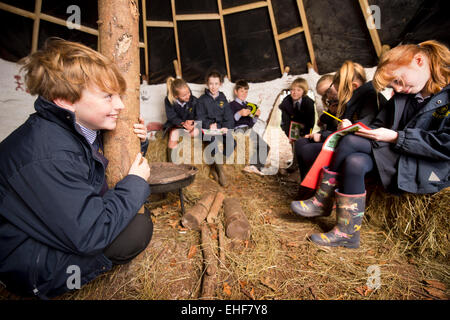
[148,162,198,214]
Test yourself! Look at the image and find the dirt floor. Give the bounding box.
[1,165,449,300]
[0,127,448,300]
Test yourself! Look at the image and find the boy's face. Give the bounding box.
[235,87,248,102]
[290,85,304,101]
[207,77,222,96]
[71,84,125,131]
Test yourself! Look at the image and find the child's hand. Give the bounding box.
[133,117,147,142]
[220,127,228,134]
[337,119,352,130]
[305,133,321,142]
[128,152,150,182]
[355,128,399,143]
[255,109,261,117]
[240,109,251,117]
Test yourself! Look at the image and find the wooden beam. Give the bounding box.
[141,0,149,78]
[175,13,220,21]
[31,0,42,53]
[277,26,304,41]
[222,1,268,15]
[171,0,182,77]
[296,0,317,72]
[217,0,231,80]
[0,2,35,19]
[146,20,174,27]
[39,13,99,36]
[358,0,382,57]
[266,0,284,74]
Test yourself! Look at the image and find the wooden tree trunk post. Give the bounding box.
[200,222,218,299]
[97,0,142,189]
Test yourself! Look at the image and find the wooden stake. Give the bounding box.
[181,193,216,230]
[200,222,218,299]
[97,0,142,190]
[207,191,225,224]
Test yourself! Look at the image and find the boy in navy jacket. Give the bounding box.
[0,39,152,298]
[229,80,271,175]
[196,71,236,186]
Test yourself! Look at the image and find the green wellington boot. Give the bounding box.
[290,167,338,218]
[309,190,366,249]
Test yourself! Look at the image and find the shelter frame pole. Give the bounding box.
[266,0,284,75]
[358,0,382,57]
[217,0,231,80]
[296,0,317,72]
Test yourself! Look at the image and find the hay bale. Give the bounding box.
[146,131,168,163]
[365,186,450,257]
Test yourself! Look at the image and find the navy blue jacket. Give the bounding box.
[229,100,257,128]
[341,81,386,125]
[163,94,197,130]
[0,97,150,298]
[196,90,234,129]
[279,94,315,138]
[370,85,450,194]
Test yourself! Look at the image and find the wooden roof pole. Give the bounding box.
[170,0,182,78]
[217,0,231,80]
[98,0,143,194]
[266,0,285,75]
[31,0,42,53]
[141,0,149,78]
[358,0,382,57]
[296,0,317,72]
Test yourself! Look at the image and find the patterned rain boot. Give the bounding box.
[309,190,366,249]
[290,167,338,217]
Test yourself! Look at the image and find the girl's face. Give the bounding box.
[176,85,191,103]
[290,86,304,101]
[388,54,430,95]
[207,77,222,96]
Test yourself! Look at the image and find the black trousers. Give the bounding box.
[103,208,153,265]
[294,137,323,180]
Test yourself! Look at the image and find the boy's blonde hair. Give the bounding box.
[291,77,308,96]
[333,61,367,118]
[373,40,450,95]
[166,76,189,104]
[20,38,126,103]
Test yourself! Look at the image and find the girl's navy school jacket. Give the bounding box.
[341,81,387,126]
[0,96,150,298]
[163,94,198,130]
[370,85,450,194]
[279,94,315,138]
[196,89,234,129]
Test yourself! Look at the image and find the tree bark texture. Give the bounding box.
[98,0,141,188]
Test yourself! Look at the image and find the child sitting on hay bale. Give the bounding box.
[0,39,153,298]
[163,77,200,162]
[291,40,450,249]
[196,71,236,187]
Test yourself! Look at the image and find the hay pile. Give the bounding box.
[365,186,450,258]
